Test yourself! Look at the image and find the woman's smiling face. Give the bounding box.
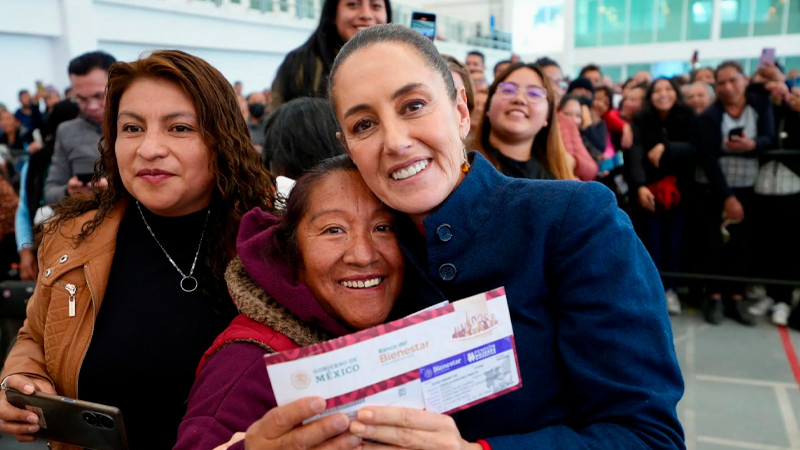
[332,42,470,224]
[485,67,550,145]
[296,169,403,330]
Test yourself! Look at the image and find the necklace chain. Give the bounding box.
[136,201,210,293]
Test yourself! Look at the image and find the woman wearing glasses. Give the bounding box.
[476,62,575,180]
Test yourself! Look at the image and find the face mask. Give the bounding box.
[249,103,266,119]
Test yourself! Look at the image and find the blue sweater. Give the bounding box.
[395,153,685,449]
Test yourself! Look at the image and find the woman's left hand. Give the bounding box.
[349,406,482,450]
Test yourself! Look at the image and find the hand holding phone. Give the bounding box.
[76,172,94,184]
[5,388,128,450]
[728,127,744,140]
[0,374,57,439]
[410,12,436,40]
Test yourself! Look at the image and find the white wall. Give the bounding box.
[0,0,514,110]
[0,0,316,109]
[0,0,513,110]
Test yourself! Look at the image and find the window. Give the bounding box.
[603,65,623,83]
[753,0,784,36]
[629,0,656,44]
[790,0,800,33]
[599,0,626,45]
[626,63,652,79]
[657,0,685,42]
[575,0,600,47]
[721,0,753,38]
[687,0,712,39]
[785,57,800,73]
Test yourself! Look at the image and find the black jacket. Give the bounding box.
[629,104,697,190]
[694,92,775,199]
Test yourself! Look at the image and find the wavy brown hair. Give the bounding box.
[46,49,275,298]
[476,62,573,180]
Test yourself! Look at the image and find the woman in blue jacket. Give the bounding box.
[321,24,685,449]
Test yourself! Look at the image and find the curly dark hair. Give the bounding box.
[45,49,275,299]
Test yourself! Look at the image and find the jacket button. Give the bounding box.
[436,224,453,242]
[439,263,457,281]
[59,254,68,263]
[45,269,52,278]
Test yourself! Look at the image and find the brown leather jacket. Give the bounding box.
[2,202,125,450]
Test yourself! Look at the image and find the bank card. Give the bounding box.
[264,287,521,421]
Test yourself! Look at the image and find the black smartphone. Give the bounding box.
[410,12,436,40]
[728,127,744,139]
[76,172,94,184]
[6,388,128,450]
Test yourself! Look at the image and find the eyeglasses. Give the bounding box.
[497,83,547,101]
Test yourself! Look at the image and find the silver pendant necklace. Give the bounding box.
[136,201,210,293]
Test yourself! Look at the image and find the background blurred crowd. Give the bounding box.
[1,41,799,334]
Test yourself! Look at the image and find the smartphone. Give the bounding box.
[410,12,436,40]
[759,47,776,69]
[32,129,43,147]
[35,80,45,97]
[6,389,128,450]
[76,172,94,184]
[728,127,744,139]
[598,158,616,172]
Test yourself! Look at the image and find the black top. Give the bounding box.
[629,104,697,190]
[485,145,555,180]
[79,205,236,449]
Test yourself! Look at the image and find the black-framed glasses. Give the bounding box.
[497,83,547,101]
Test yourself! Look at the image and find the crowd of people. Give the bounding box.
[0,0,793,447]
[458,49,800,329]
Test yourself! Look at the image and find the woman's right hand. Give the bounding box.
[638,186,656,212]
[244,397,361,450]
[0,374,57,441]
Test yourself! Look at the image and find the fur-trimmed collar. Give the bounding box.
[225,257,331,347]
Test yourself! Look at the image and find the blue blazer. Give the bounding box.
[395,152,685,449]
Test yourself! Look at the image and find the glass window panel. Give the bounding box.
[629,0,655,44]
[604,65,623,83]
[748,58,761,76]
[785,57,800,74]
[753,0,784,35]
[599,0,626,45]
[721,0,753,38]
[575,0,600,47]
[790,0,800,33]
[657,0,685,42]
[687,0,712,39]
[626,63,651,81]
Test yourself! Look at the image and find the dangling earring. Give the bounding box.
[460,143,470,173]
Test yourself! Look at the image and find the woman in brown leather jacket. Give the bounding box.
[0,50,273,449]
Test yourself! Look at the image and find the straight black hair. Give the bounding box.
[263,97,345,179]
[68,51,116,76]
